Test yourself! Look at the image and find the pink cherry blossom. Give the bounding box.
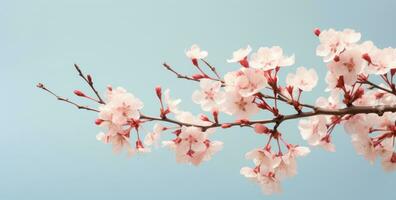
[99,87,143,126]
[162,126,223,165]
[224,68,268,97]
[250,46,295,70]
[316,28,361,62]
[186,44,208,60]
[365,47,396,75]
[227,45,252,66]
[164,89,181,114]
[286,67,318,91]
[222,90,259,119]
[327,47,366,85]
[144,123,166,147]
[192,78,225,111]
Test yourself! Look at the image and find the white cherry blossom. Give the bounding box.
[250,46,295,70]
[286,67,318,91]
[186,44,208,60]
[222,90,259,119]
[227,45,252,64]
[316,28,361,62]
[192,78,225,111]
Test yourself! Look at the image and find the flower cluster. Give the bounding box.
[38,28,396,195]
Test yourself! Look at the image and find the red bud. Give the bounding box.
[155,85,162,99]
[192,58,198,67]
[362,53,372,64]
[254,124,269,134]
[314,28,321,37]
[192,74,205,80]
[74,90,86,97]
[200,114,210,122]
[221,123,232,129]
[239,57,249,68]
[333,55,340,62]
[136,140,144,149]
[95,119,104,125]
[391,68,396,77]
[87,75,93,84]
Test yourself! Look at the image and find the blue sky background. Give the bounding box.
[1,0,396,199]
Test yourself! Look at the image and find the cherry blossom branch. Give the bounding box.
[162,62,199,82]
[359,79,394,94]
[36,81,396,131]
[201,59,222,80]
[74,64,105,104]
[36,83,100,112]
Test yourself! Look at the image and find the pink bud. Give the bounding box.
[192,58,198,67]
[95,119,104,125]
[155,85,162,99]
[200,114,210,122]
[362,53,372,64]
[192,74,205,80]
[136,140,144,149]
[74,90,86,97]
[221,123,232,129]
[313,28,321,36]
[254,124,269,134]
[391,68,396,77]
[239,57,249,68]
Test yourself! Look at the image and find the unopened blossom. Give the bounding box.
[186,44,208,60]
[99,87,144,126]
[250,46,295,70]
[222,90,259,119]
[316,28,361,62]
[227,45,252,66]
[286,67,318,91]
[192,78,225,111]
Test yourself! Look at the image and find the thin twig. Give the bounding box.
[162,62,199,82]
[37,83,100,112]
[201,59,222,80]
[74,64,105,104]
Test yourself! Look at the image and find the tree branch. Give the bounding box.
[37,83,100,112]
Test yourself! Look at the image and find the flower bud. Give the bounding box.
[192,74,205,80]
[155,85,162,99]
[200,114,210,122]
[239,57,249,68]
[192,58,198,67]
[313,28,321,36]
[221,123,232,129]
[87,74,93,84]
[74,90,86,97]
[95,119,104,125]
[254,124,269,134]
[362,53,372,64]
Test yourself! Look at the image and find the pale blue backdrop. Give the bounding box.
[1,0,395,199]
